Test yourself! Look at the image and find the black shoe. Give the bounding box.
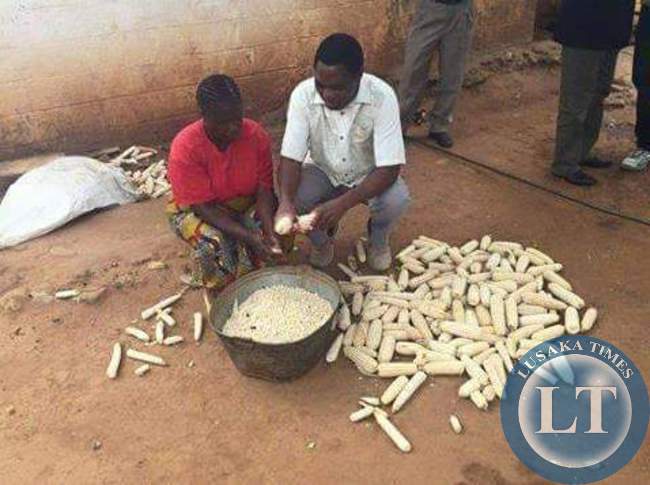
[428,131,454,148]
[553,169,598,186]
[580,157,613,169]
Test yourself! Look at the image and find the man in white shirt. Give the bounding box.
[277,33,410,271]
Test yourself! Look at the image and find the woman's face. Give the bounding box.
[203,102,244,148]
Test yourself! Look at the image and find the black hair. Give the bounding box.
[196,74,242,117]
[314,33,364,76]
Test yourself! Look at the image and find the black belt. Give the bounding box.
[436,0,464,4]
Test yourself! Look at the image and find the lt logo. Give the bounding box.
[501,337,649,485]
[536,386,616,434]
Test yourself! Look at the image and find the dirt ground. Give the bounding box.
[1,55,649,484]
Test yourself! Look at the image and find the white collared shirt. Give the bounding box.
[281,73,406,187]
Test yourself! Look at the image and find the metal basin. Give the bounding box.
[210,265,341,381]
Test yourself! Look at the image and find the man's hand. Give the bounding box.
[312,198,348,230]
[276,199,297,223]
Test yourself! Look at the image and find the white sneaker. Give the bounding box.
[621,149,650,171]
[309,240,334,268]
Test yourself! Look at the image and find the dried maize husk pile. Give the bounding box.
[327,235,598,452]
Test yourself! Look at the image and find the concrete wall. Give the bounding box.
[0,0,537,159]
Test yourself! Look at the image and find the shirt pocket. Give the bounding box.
[352,117,373,144]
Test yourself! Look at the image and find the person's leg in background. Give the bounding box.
[366,177,411,271]
[580,49,619,168]
[428,2,474,148]
[622,8,650,171]
[552,46,604,185]
[294,165,344,268]
[399,0,451,132]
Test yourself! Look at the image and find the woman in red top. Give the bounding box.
[167,74,285,290]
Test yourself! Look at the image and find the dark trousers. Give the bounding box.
[552,47,619,176]
[637,88,650,150]
[634,7,650,149]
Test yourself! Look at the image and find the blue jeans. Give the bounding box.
[294,164,411,248]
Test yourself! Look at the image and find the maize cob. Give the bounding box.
[350,406,375,422]
[505,297,518,330]
[126,349,167,366]
[374,411,412,453]
[344,346,378,374]
[338,303,352,331]
[492,341,511,370]
[510,281,539,303]
[378,362,419,378]
[460,240,479,255]
[493,271,535,285]
[468,272,492,284]
[499,259,514,273]
[458,378,483,397]
[392,371,427,413]
[378,335,396,363]
[482,385,496,402]
[564,306,580,335]
[397,244,416,260]
[509,324,544,341]
[397,268,410,290]
[440,321,499,343]
[483,355,505,398]
[343,324,357,347]
[365,304,390,321]
[193,312,203,342]
[464,308,478,326]
[408,270,439,289]
[449,414,464,434]
[367,320,383,350]
[581,307,598,332]
[337,263,357,279]
[423,360,465,376]
[543,271,573,291]
[352,291,364,316]
[480,235,492,250]
[527,263,563,277]
[106,343,122,379]
[381,305,400,323]
[515,254,530,273]
[490,294,507,336]
[125,326,150,342]
[475,305,492,327]
[141,293,183,320]
[156,309,176,327]
[353,320,369,347]
[387,278,400,292]
[548,283,585,309]
[403,260,426,274]
[452,299,465,323]
[460,355,489,385]
[470,390,489,410]
[519,313,560,326]
[469,262,483,274]
[525,247,554,264]
[134,364,151,377]
[155,321,165,344]
[381,375,410,405]
[521,292,567,310]
[473,347,497,365]
[517,304,547,316]
[358,347,378,358]
[326,334,344,363]
[163,335,184,346]
[467,284,480,306]
[452,276,468,298]
[532,324,565,341]
[458,341,490,357]
[421,245,447,262]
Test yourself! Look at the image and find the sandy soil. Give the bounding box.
[1,60,648,485]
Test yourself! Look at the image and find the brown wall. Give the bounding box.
[0,0,537,160]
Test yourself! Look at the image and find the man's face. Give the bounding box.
[203,102,243,148]
[314,61,361,111]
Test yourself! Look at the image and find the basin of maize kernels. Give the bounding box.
[210,265,341,381]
